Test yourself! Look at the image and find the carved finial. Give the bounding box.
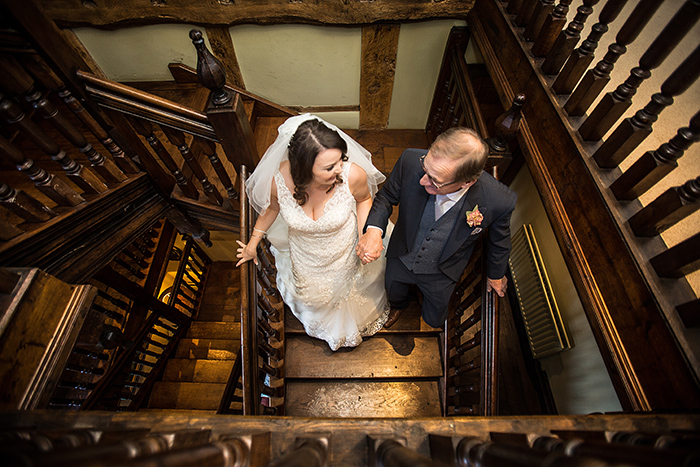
[190,29,231,105]
[490,94,526,152]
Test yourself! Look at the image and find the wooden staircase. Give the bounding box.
[148,262,241,411]
[284,300,444,417]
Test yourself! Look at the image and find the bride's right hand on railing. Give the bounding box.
[236,240,259,267]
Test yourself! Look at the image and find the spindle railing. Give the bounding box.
[45,221,210,410]
[225,166,285,416]
[443,239,500,416]
[462,0,700,410]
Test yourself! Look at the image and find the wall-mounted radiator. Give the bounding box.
[509,224,572,359]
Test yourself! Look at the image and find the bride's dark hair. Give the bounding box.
[288,119,348,206]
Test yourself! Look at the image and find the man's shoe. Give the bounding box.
[384,307,405,328]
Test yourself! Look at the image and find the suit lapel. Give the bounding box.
[440,175,487,262]
[406,170,430,249]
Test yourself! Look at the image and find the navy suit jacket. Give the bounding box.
[366,149,517,283]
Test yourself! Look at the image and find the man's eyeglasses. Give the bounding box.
[420,155,457,189]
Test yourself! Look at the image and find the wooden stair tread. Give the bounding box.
[187,321,241,339]
[285,380,441,417]
[196,306,239,323]
[285,301,440,334]
[175,338,240,360]
[148,382,226,410]
[286,334,442,378]
[163,359,235,383]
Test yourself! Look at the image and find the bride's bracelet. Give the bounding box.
[253,228,267,235]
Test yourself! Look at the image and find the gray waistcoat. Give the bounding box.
[400,195,462,274]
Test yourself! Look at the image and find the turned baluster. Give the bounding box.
[258,317,280,340]
[516,0,540,29]
[270,437,328,467]
[450,356,481,377]
[594,44,700,167]
[0,181,55,222]
[610,110,700,200]
[635,181,697,235]
[565,0,661,116]
[193,137,238,200]
[368,436,433,467]
[257,266,280,300]
[257,245,276,280]
[541,0,599,75]
[448,383,478,397]
[18,49,138,174]
[650,233,700,279]
[553,0,628,93]
[579,0,700,140]
[531,0,573,57]
[523,0,555,41]
[455,306,482,337]
[455,330,482,356]
[160,125,223,206]
[0,94,106,194]
[127,116,199,199]
[456,288,482,316]
[259,337,280,360]
[0,133,84,206]
[18,80,127,184]
[455,268,479,295]
[258,294,279,321]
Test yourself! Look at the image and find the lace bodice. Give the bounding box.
[275,163,361,309]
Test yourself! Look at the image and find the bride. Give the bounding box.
[236,114,390,351]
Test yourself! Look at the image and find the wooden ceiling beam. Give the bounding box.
[359,24,399,130]
[205,26,246,89]
[35,0,473,29]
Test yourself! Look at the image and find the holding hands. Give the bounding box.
[356,228,384,265]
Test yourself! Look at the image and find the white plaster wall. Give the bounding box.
[72,24,206,82]
[509,166,623,414]
[388,20,467,129]
[229,24,361,108]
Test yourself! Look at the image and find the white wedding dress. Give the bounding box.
[271,162,390,351]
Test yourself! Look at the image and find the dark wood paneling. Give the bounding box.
[468,0,700,410]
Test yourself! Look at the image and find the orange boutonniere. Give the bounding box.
[466,205,483,227]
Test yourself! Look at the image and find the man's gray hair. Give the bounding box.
[429,127,489,182]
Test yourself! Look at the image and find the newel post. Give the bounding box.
[486,94,525,179]
[190,29,259,171]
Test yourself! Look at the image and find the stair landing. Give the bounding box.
[285,301,443,417]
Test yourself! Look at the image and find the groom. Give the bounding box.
[356,127,517,328]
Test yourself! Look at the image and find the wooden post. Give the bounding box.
[190,29,259,171]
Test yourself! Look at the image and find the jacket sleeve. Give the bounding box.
[364,150,408,236]
[485,192,517,280]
